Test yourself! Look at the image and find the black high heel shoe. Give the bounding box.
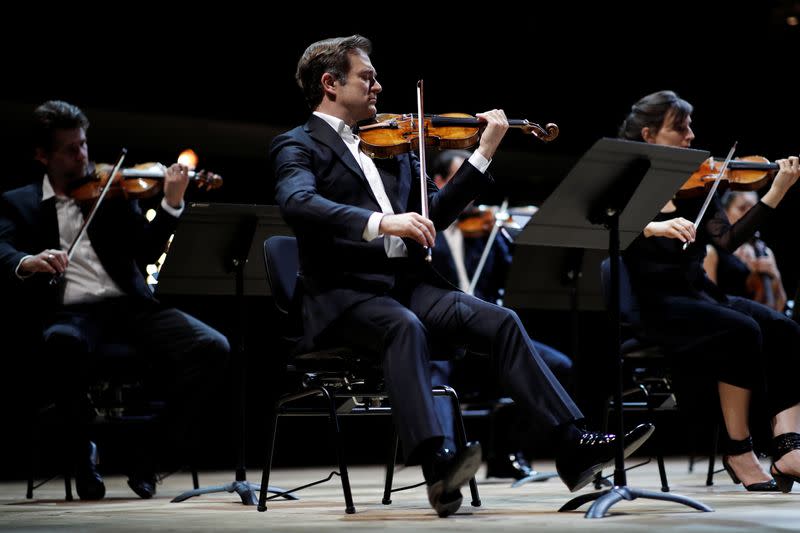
[770,432,800,493]
[722,436,779,492]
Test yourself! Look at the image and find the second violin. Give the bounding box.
[355,113,559,159]
[66,162,223,203]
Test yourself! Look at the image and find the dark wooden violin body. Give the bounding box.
[677,155,777,199]
[66,162,222,203]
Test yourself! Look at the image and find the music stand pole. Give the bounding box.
[515,138,713,518]
[168,208,295,505]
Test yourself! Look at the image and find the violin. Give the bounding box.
[66,162,223,202]
[457,204,519,238]
[355,113,559,159]
[676,155,777,199]
[741,233,786,312]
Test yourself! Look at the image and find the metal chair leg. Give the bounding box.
[257,407,281,511]
[382,430,399,505]
[324,388,355,514]
[442,385,481,507]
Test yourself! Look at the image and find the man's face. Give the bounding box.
[37,128,89,182]
[336,50,382,123]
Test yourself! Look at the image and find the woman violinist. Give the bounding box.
[704,190,788,312]
[619,90,800,492]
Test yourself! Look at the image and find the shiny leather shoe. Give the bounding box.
[127,473,157,499]
[486,452,533,480]
[555,422,654,492]
[425,442,482,518]
[75,441,106,501]
[722,436,779,491]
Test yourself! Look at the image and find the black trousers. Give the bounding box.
[41,297,230,464]
[640,293,800,418]
[323,281,582,464]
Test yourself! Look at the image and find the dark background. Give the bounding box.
[2,3,799,477]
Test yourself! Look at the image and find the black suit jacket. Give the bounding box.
[0,181,179,325]
[272,114,492,347]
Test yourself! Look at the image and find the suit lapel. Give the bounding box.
[305,116,379,200]
[29,182,60,250]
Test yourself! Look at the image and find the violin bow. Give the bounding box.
[50,148,127,286]
[416,80,432,262]
[467,198,509,296]
[683,142,737,251]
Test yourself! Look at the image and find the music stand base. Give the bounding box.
[558,485,713,518]
[171,480,297,505]
[510,471,559,488]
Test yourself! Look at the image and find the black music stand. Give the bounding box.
[515,138,713,518]
[156,203,295,505]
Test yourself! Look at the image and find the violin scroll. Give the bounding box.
[519,121,559,142]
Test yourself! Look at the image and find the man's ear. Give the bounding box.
[641,126,655,144]
[321,72,337,98]
[34,147,48,167]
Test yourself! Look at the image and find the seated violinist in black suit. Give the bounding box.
[427,149,573,481]
[0,100,230,500]
[271,34,653,517]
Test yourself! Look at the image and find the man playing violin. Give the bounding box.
[272,34,653,517]
[0,100,230,500]
[619,90,800,493]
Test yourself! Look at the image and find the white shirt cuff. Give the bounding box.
[468,151,491,173]
[363,212,384,241]
[161,198,185,218]
[15,255,35,279]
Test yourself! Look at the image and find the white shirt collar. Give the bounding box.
[41,175,57,202]
[313,111,356,139]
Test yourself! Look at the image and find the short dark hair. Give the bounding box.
[295,35,372,110]
[32,100,89,152]
[618,90,692,141]
[431,149,472,180]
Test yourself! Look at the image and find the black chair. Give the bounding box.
[597,257,719,491]
[26,342,200,500]
[257,235,480,514]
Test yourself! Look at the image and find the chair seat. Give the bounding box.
[621,338,668,359]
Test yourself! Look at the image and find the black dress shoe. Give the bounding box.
[127,473,157,499]
[424,442,482,518]
[555,422,654,492]
[486,452,533,480]
[75,441,106,501]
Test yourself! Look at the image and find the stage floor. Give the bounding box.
[1,457,798,531]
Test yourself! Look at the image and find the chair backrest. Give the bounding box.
[263,236,299,317]
[599,256,641,329]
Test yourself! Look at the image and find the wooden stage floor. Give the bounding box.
[1,457,799,531]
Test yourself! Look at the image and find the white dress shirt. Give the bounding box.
[442,222,471,292]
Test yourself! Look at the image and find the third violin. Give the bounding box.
[677,155,778,199]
